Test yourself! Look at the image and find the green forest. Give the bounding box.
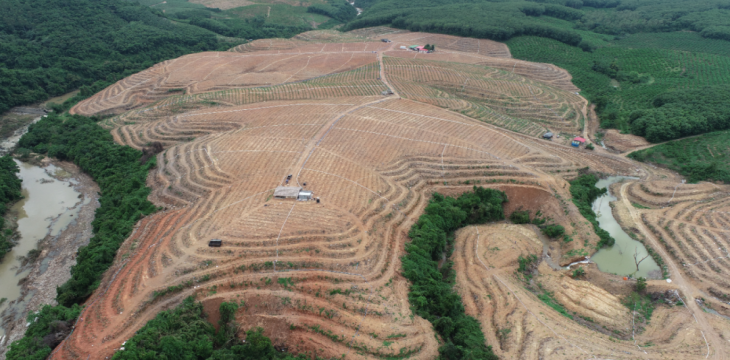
[7,113,158,359]
[0,0,355,115]
[403,187,506,359]
[0,155,22,260]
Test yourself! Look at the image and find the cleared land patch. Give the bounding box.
[53,30,729,360]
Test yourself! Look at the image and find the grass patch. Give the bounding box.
[629,129,730,184]
[623,292,655,321]
[537,291,573,320]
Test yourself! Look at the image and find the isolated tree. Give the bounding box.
[633,247,649,271]
[572,267,586,278]
[636,277,647,293]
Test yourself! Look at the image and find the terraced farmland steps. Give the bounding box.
[293,49,401,187]
[621,181,723,359]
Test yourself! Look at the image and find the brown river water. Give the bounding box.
[0,160,84,339]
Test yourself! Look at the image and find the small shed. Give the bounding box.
[416,46,426,52]
[381,89,394,96]
[298,190,313,201]
[408,45,419,50]
[208,239,222,247]
[381,39,391,43]
[543,132,553,139]
[571,136,586,147]
[274,186,302,199]
[400,45,407,50]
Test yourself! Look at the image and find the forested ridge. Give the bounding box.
[403,187,505,359]
[7,113,158,359]
[0,0,346,116]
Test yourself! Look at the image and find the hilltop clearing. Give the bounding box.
[5,30,724,360]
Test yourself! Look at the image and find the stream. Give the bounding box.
[590,176,661,279]
[0,160,84,337]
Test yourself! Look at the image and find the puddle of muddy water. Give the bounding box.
[0,160,82,336]
[590,176,661,279]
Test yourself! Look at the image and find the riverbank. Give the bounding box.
[0,160,99,359]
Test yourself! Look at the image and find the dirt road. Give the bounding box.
[620,181,723,359]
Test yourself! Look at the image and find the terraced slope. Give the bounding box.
[54,30,730,360]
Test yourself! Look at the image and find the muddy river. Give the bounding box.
[0,160,84,337]
[590,176,661,279]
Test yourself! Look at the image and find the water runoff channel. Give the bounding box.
[588,176,661,279]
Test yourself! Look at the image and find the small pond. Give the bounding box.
[590,176,661,279]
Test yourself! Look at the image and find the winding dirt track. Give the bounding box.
[51,29,730,360]
[621,181,727,360]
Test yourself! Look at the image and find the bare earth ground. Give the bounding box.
[603,129,652,153]
[52,29,730,359]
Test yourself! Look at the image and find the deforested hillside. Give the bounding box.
[8,29,730,360]
[345,0,730,178]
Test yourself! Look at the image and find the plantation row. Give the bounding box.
[507,34,730,143]
[383,57,585,137]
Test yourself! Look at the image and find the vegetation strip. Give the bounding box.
[569,174,615,249]
[7,113,158,359]
[111,297,304,359]
[403,187,505,360]
[0,155,22,259]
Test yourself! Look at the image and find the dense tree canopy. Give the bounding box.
[629,85,730,142]
[0,0,227,114]
[0,0,321,115]
[403,187,506,359]
[569,174,615,248]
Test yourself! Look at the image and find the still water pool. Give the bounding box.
[590,176,661,279]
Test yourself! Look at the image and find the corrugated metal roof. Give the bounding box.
[274,186,302,197]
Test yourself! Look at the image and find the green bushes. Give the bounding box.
[518,254,538,274]
[0,155,22,260]
[403,186,506,360]
[111,297,304,359]
[510,210,531,224]
[569,174,615,248]
[541,224,565,238]
[6,304,82,360]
